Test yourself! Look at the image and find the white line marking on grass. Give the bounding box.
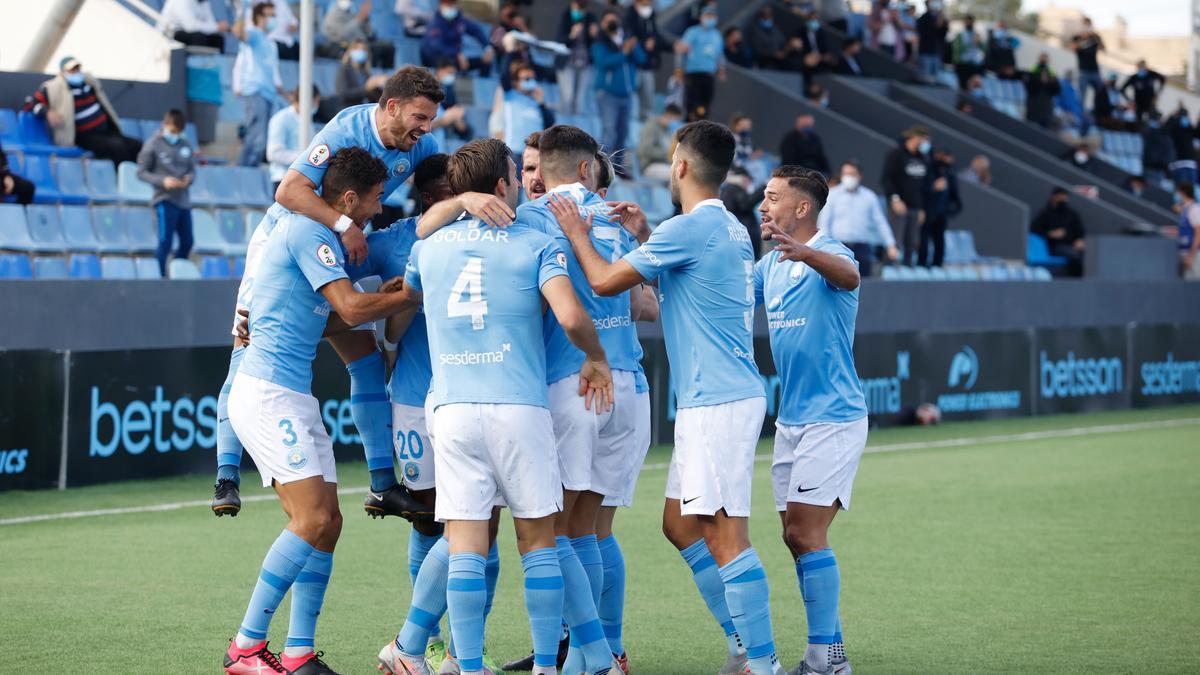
[3,417,1198,527]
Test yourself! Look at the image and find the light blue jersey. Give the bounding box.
[680,25,724,74]
[240,214,349,394]
[345,217,431,408]
[517,184,642,383]
[754,232,868,425]
[405,215,568,409]
[623,199,763,408]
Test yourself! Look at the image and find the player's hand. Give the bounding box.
[579,357,614,414]
[378,276,405,293]
[606,201,650,241]
[235,308,250,345]
[341,226,368,265]
[763,223,812,263]
[548,194,592,241]
[461,191,516,228]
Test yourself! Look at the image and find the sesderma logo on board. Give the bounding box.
[1039,351,1123,399]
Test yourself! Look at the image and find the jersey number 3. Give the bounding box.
[447,257,488,330]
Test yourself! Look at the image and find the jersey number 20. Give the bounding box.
[447,257,488,330]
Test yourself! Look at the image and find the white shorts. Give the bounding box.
[392,403,435,491]
[228,372,338,488]
[602,389,651,508]
[666,397,766,517]
[771,417,869,512]
[431,403,561,521]
[548,372,614,494]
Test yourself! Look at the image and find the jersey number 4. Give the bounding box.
[447,257,488,330]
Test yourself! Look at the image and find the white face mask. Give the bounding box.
[337,0,353,10]
[841,175,860,190]
[637,5,653,19]
[1074,151,1089,164]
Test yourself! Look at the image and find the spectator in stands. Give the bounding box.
[819,0,850,33]
[491,62,555,159]
[245,0,300,60]
[882,125,931,265]
[984,20,1018,79]
[818,160,898,276]
[915,1,947,79]
[721,167,762,258]
[1121,60,1166,123]
[322,0,396,69]
[799,9,833,58]
[23,57,141,167]
[900,2,920,63]
[834,37,864,76]
[497,31,556,91]
[335,38,388,108]
[677,5,725,121]
[1126,175,1147,199]
[593,10,645,175]
[919,148,962,267]
[1067,142,1096,169]
[1024,54,1062,129]
[950,14,985,90]
[748,6,804,71]
[1031,187,1085,276]
[778,114,830,176]
[557,0,598,116]
[806,83,831,109]
[1142,112,1175,186]
[637,103,682,182]
[396,0,435,37]
[0,141,35,205]
[267,86,321,194]
[233,3,285,167]
[137,109,195,278]
[1166,106,1198,185]
[157,0,229,51]
[959,154,991,186]
[868,2,906,61]
[729,113,758,172]
[1070,17,1105,112]
[421,0,494,76]
[723,27,755,69]
[964,74,988,102]
[490,1,529,54]
[626,0,671,120]
[1174,181,1200,279]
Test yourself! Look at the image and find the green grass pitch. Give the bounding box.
[2,405,1198,674]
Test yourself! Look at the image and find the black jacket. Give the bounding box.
[1031,203,1084,245]
[916,11,947,57]
[624,6,670,70]
[1166,114,1197,162]
[1023,66,1061,127]
[922,160,962,221]
[1141,123,1176,171]
[1121,70,1165,107]
[833,53,863,76]
[881,144,929,208]
[778,129,830,175]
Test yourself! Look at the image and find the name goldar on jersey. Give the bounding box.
[430,226,510,244]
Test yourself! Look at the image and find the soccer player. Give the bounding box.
[522,131,546,201]
[377,137,614,675]
[756,167,866,675]
[223,148,418,675]
[550,120,782,675]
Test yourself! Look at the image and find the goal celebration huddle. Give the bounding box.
[214,66,868,675]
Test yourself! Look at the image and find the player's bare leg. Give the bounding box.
[780,503,850,675]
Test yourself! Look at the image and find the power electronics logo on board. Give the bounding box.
[0,449,28,475]
[937,345,1022,413]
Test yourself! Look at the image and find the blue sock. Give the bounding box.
[408,530,443,639]
[719,548,778,675]
[521,547,565,669]
[447,553,487,673]
[346,351,396,492]
[484,540,501,621]
[396,537,449,656]
[597,535,626,656]
[238,530,313,642]
[798,548,841,645]
[571,534,603,605]
[555,536,612,673]
[287,549,333,650]
[216,346,245,484]
[680,539,741,656]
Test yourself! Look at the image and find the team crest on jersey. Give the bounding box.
[309,143,331,166]
[404,461,420,482]
[556,252,567,268]
[316,244,339,267]
[393,159,411,177]
[768,296,782,310]
[789,263,807,283]
[287,449,308,469]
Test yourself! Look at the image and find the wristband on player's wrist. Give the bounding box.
[334,214,354,234]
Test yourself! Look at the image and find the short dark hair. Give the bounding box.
[1176,181,1196,200]
[842,37,861,50]
[595,150,614,191]
[448,138,511,195]
[252,2,273,22]
[413,153,450,194]
[292,84,321,101]
[675,120,735,187]
[322,147,388,201]
[1051,186,1070,198]
[663,103,682,117]
[524,130,542,149]
[163,108,186,129]
[772,165,829,211]
[538,125,599,182]
[840,159,861,172]
[379,65,445,108]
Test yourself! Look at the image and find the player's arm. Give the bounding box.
[385,304,419,344]
[319,278,418,326]
[630,284,659,322]
[541,275,613,413]
[277,169,369,264]
[415,191,516,238]
[764,224,861,291]
[548,195,646,296]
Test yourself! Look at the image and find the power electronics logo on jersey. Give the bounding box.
[936,345,1022,413]
[859,351,909,415]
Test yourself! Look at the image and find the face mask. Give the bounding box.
[1138,68,1147,77]
[808,19,821,30]
[337,0,353,9]
[1181,117,1191,128]
[65,73,85,87]
[1074,152,1088,164]
[163,131,180,145]
[841,175,860,190]
[637,5,653,19]
[929,1,942,10]
[702,16,717,28]
[739,129,752,139]
[993,29,1006,39]
[918,139,932,155]
[970,88,985,98]
[441,7,459,20]
[350,48,368,64]
[820,97,830,108]
[571,9,584,21]
[1173,193,1183,205]
[519,78,537,92]
[265,17,278,32]
[440,73,456,87]
[760,19,773,29]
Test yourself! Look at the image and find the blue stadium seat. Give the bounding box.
[1027,233,1068,270]
[1031,266,1053,281]
[0,252,32,278]
[0,204,38,251]
[244,209,265,236]
[0,109,21,148]
[927,266,948,281]
[21,154,66,203]
[60,205,100,251]
[140,119,163,142]
[69,253,101,279]
[215,208,248,255]
[232,255,246,278]
[471,77,499,107]
[233,166,272,207]
[17,111,82,156]
[25,204,66,251]
[168,258,202,279]
[894,266,916,281]
[32,255,68,278]
[117,161,154,203]
[880,265,899,280]
[122,120,145,142]
[960,266,981,281]
[201,254,232,279]
[91,205,130,253]
[911,266,932,281]
[123,206,159,253]
[134,256,162,279]
[53,157,91,204]
[191,209,226,254]
[83,159,119,202]
[101,256,138,279]
[184,122,199,148]
[194,165,242,208]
